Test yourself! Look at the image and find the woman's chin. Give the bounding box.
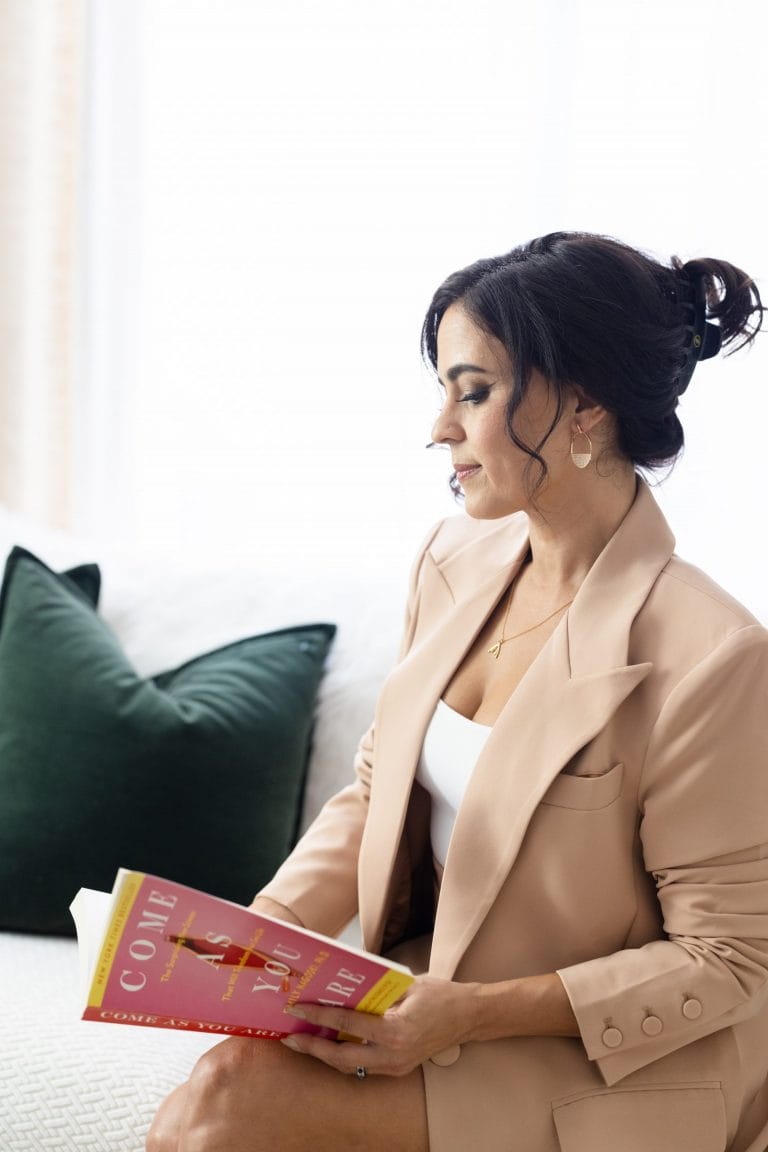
[463,496,519,521]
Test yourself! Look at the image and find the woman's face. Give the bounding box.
[431,303,572,519]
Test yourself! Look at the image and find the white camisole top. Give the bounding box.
[416,698,492,867]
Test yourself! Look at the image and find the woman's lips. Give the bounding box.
[454,464,481,484]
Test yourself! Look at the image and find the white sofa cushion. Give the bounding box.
[0,932,219,1151]
[0,504,411,1150]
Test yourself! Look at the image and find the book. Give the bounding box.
[69,868,414,1041]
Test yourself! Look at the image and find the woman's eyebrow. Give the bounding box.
[438,363,492,386]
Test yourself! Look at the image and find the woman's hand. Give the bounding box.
[280,974,478,1077]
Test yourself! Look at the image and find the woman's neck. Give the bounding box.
[524,469,638,593]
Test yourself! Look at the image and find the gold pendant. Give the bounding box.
[488,641,502,659]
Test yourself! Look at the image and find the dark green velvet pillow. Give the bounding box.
[0,547,335,935]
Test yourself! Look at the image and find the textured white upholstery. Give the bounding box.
[0,505,411,1150]
[0,933,218,1151]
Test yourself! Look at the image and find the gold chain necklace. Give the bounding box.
[487,592,574,660]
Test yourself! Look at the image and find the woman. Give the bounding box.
[148,232,768,1152]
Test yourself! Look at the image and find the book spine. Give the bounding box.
[88,872,146,1009]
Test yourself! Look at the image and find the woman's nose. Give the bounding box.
[431,403,463,445]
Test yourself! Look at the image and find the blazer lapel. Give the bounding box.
[429,628,651,977]
[360,481,675,969]
[430,482,674,977]
[358,534,530,949]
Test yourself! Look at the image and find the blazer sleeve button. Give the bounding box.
[430,1045,461,1066]
[682,998,703,1020]
[601,1026,624,1048]
[641,1014,663,1036]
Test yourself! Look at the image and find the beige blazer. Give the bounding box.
[262,481,768,1152]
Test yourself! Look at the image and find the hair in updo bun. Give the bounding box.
[422,232,763,488]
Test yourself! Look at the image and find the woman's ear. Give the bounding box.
[572,389,609,434]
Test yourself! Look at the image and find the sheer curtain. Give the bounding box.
[9,0,768,613]
[85,0,550,567]
[0,0,85,527]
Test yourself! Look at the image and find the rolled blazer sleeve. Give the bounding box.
[558,624,768,1086]
[256,523,439,937]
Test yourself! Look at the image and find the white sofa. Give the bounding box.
[0,506,412,1152]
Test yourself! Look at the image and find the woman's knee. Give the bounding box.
[189,1038,279,1099]
[146,1041,293,1152]
[184,1039,293,1132]
[146,1082,187,1152]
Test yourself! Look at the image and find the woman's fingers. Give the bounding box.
[277,975,475,1077]
[280,1032,377,1074]
[283,1001,383,1043]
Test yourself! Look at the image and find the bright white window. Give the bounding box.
[82,0,768,613]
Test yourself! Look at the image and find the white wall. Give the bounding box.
[82,0,768,616]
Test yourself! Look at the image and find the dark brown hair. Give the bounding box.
[422,231,763,491]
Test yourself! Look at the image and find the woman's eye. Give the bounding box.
[459,388,489,406]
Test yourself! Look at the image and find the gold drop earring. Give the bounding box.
[570,423,592,469]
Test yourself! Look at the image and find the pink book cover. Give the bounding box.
[70,869,413,1040]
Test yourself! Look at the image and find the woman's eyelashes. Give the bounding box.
[459,386,490,406]
[435,382,492,418]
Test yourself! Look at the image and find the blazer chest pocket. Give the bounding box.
[541,762,624,811]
